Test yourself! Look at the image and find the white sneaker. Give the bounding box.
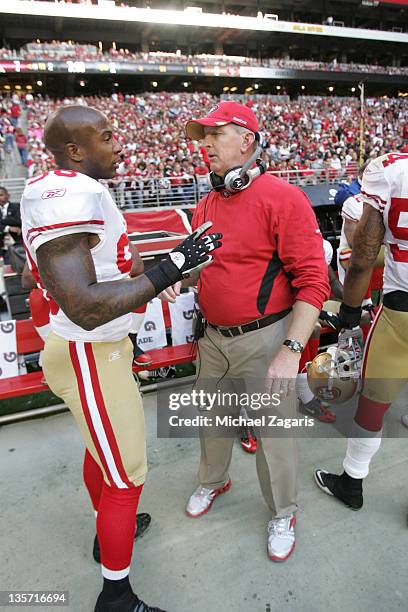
[401,415,408,429]
[267,513,296,562]
[186,479,232,518]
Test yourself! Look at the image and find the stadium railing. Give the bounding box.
[1,167,352,206]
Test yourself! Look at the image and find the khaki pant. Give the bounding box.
[196,314,298,518]
[42,332,147,488]
[363,305,408,404]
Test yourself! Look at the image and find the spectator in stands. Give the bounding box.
[0,186,22,264]
[15,128,28,166]
[19,93,408,189]
[10,101,21,127]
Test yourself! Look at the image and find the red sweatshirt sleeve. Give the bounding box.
[275,186,330,310]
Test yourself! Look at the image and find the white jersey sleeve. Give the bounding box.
[360,156,391,214]
[322,239,333,266]
[341,194,364,222]
[21,171,105,251]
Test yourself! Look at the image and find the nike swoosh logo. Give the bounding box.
[241,441,252,449]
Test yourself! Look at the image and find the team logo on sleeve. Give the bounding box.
[41,188,67,200]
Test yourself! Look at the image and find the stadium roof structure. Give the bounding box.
[1,1,407,44]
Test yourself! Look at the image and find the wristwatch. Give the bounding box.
[283,339,304,354]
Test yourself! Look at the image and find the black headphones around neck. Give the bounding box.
[209,131,266,193]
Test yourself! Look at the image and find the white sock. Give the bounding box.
[296,373,315,404]
[343,423,382,479]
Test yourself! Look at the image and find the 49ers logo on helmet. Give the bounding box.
[41,188,66,200]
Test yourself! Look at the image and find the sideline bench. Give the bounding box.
[0,318,196,402]
[0,316,337,402]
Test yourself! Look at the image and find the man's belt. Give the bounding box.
[383,291,408,312]
[208,308,292,338]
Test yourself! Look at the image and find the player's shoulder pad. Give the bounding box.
[364,155,387,176]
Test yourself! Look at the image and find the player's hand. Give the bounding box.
[265,347,300,400]
[169,221,222,278]
[158,281,182,303]
[145,221,222,294]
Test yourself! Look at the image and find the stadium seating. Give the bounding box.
[21,93,408,183]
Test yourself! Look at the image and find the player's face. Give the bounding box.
[201,124,246,177]
[81,118,123,180]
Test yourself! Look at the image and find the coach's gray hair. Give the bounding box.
[232,124,257,151]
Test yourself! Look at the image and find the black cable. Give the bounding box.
[203,326,231,387]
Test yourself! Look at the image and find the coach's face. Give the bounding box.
[202,124,253,177]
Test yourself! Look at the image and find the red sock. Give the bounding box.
[308,337,320,361]
[354,394,390,432]
[298,337,319,373]
[97,481,143,576]
[83,449,103,512]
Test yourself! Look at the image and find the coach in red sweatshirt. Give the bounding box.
[162,101,330,562]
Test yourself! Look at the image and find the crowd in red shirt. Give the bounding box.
[19,92,407,186]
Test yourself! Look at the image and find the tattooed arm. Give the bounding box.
[36,233,156,331]
[343,204,385,308]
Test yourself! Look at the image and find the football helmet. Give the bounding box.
[307,345,361,404]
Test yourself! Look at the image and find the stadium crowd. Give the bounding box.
[0,44,407,77]
[2,91,408,204]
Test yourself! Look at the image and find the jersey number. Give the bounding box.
[116,233,132,274]
[388,197,408,263]
[27,170,77,185]
[382,154,408,168]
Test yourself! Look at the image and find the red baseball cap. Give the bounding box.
[186,101,259,141]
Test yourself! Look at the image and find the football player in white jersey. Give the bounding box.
[314,152,408,513]
[20,105,222,612]
[337,162,384,307]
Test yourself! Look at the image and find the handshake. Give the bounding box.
[145,221,222,296]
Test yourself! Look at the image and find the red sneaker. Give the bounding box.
[134,351,153,367]
[239,426,258,453]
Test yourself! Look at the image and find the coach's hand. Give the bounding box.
[145,222,222,294]
[265,347,300,400]
[158,281,182,303]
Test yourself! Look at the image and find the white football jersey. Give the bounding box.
[21,169,133,342]
[337,192,364,285]
[361,153,408,295]
[323,238,333,267]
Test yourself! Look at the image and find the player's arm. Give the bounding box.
[343,204,385,308]
[328,265,343,300]
[340,218,358,271]
[21,261,37,290]
[37,223,221,330]
[343,218,358,248]
[37,233,156,331]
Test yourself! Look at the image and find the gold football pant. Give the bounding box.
[42,332,147,488]
[362,305,408,405]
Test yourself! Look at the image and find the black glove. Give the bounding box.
[338,302,362,330]
[145,221,222,294]
[319,309,341,330]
